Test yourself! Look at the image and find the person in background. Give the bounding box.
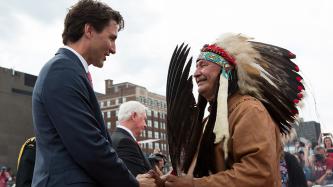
[280,152,307,187]
[111,101,152,177]
[149,153,167,176]
[0,166,11,187]
[325,137,333,170]
[308,146,333,186]
[16,137,36,187]
[324,136,333,151]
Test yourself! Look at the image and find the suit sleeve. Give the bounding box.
[42,68,138,187]
[116,138,149,176]
[193,100,281,187]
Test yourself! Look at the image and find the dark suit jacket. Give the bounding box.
[111,127,151,176]
[32,48,138,187]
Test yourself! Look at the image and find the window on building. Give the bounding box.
[115,99,119,105]
[107,122,111,129]
[148,131,152,138]
[154,121,159,128]
[123,97,127,102]
[148,143,153,149]
[155,142,160,149]
[154,111,159,117]
[147,120,152,127]
[154,132,159,139]
[116,120,119,126]
[107,111,111,118]
[147,109,152,117]
[24,74,37,87]
[107,100,110,106]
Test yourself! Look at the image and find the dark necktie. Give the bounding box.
[87,71,93,88]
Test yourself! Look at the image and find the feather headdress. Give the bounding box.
[166,33,305,175]
[211,33,304,133]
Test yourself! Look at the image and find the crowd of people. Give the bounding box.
[285,136,333,186]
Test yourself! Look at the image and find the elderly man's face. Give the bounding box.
[194,60,221,101]
[132,112,147,138]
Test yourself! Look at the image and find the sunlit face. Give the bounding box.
[88,20,119,68]
[194,60,221,101]
[132,112,147,138]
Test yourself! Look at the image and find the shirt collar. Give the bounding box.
[62,46,89,73]
[118,125,137,141]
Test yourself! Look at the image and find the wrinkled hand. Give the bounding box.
[165,175,194,187]
[148,170,165,187]
[136,173,156,187]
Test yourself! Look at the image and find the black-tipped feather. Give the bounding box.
[166,44,201,174]
[249,41,304,134]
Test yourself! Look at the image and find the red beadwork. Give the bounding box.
[295,65,299,72]
[293,99,299,104]
[297,93,303,99]
[291,109,299,115]
[297,85,303,91]
[202,44,236,65]
[296,76,302,82]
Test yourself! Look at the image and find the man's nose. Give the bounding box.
[109,44,116,54]
[193,68,201,78]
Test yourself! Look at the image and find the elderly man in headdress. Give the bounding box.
[164,33,305,187]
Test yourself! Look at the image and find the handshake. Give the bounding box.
[136,170,194,187]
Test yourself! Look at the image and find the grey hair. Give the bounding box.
[118,101,147,122]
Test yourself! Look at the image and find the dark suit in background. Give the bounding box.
[111,127,151,176]
[32,48,137,187]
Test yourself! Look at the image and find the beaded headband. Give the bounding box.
[197,44,235,79]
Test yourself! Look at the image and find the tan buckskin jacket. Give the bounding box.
[193,93,282,187]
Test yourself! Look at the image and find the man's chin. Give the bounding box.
[92,61,104,68]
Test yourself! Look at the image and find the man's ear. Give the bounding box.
[131,112,137,121]
[84,23,94,39]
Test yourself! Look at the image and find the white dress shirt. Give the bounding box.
[62,46,89,73]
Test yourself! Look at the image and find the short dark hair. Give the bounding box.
[62,0,124,45]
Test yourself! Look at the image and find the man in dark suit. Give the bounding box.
[32,1,155,186]
[112,101,152,177]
